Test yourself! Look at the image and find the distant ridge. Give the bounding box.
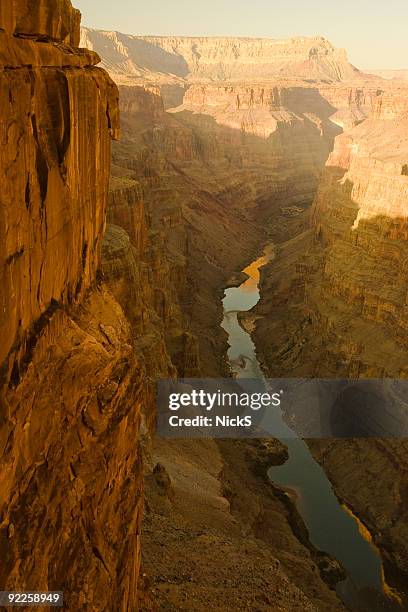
[365,69,408,81]
[80,28,367,85]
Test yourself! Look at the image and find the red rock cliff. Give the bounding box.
[0,2,143,609]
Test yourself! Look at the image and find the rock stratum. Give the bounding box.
[0,2,144,609]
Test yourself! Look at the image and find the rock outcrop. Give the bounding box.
[0,2,119,370]
[0,2,144,608]
[1,0,81,46]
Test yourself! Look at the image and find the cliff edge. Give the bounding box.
[0,2,143,608]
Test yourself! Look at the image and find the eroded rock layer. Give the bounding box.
[0,2,143,608]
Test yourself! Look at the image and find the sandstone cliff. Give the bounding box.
[0,3,143,609]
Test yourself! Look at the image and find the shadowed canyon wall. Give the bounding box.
[0,3,144,608]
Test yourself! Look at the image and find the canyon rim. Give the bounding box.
[1,1,408,611]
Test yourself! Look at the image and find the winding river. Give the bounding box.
[221,245,403,611]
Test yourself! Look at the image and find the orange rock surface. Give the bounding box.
[0,2,143,608]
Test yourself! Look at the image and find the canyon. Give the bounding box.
[103,74,350,610]
[88,28,408,611]
[1,2,408,611]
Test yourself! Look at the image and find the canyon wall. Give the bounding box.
[253,88,408,594]
[0,3,144,608]
[254,87,408,379]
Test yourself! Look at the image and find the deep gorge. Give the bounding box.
[1,3,408,610]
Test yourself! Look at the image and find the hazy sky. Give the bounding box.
[74,0,408,70]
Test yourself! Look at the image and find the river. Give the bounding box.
[221,245,403,611]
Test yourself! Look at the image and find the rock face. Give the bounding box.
[307,91,408,378]
[1,0,81,45]
[0,2,119,371]
[180,81,383,137]
[80,29,366,86]
[0,2,144,608]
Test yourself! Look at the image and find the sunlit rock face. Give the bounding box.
[179,82,382,137]
[0,0,81,45]
[0,2,119,368]
[0,2,144,608]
